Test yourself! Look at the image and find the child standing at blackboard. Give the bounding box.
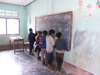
[55,32,66,74]
[35,31,42,59]
[46,29,55,70]
[28,28,37,55]
[41,30,48,65]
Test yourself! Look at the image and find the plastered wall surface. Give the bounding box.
[26,0,100,75]
[0,3,27,45]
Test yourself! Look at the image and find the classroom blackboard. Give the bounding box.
[35,11,73,51]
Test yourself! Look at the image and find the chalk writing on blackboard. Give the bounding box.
[35,11,73,51]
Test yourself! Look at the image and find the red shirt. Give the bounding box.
[35,36,39,45]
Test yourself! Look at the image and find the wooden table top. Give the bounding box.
[9,36,24,42]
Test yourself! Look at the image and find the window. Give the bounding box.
[0,18,20,35]
[0,9,18,17]
[0,18,6,34]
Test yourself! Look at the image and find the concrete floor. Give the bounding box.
[0,50,75,75]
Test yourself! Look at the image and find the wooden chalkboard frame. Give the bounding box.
[35,11,73,51]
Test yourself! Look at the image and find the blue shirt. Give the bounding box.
[55,39,66,50]
[41,36,46,49]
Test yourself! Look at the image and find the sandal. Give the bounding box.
[57,71,61,74]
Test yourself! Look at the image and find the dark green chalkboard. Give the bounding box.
[35,11,73,51]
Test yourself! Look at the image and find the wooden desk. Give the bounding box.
[9,37,24,54]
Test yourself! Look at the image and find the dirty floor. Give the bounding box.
[0,50,75,75]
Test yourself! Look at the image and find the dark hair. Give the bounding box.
[43,30,47,36]
[29,28,32,32]
[38,31,42,35]
[49,29,55,35]
[38,31,40,33]
[56,32,62,39]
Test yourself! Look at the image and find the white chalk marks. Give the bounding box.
[73,29,100,56]
[73,29,86,49]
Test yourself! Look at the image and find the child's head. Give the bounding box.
[49,29,55,37]
[56,32,63,39]
[29,28,33,32]
[43,30,47,36]
[38,31,41,36]
[38,31,42,36]
[40,31,43,36]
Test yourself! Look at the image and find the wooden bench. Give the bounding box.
[24,42,29,51]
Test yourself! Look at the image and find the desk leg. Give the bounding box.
[14,42,15,54]
[23,40,24,53]
[18,42,19,49]
[25,45,26,51]
[9,40,11,50]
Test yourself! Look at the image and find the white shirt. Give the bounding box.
[46,35,55,53]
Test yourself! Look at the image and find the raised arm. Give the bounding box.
[34,31,37,36]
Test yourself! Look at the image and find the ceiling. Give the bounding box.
[0,0,36,6]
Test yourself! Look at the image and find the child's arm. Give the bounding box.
[54,40,57,48]
[51,38,55,46]
[64,40,67,50]
[64,41,69,51]
[34,31,37,36]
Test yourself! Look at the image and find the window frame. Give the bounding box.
[0,17,20,35]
